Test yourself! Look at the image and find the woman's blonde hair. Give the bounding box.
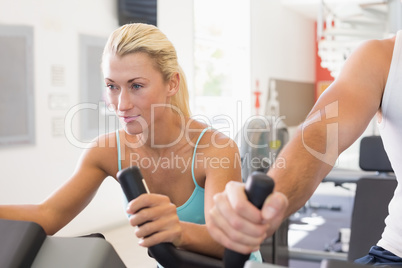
[102,23,191,117]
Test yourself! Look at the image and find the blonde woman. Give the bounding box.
[0,23,262,264]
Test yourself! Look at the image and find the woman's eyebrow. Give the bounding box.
[104,77,148,83]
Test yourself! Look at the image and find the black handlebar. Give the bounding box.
[117,166,222,268]
[223,171,275,268]
[118,167,274,268]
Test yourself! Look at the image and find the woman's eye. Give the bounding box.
[132,83,142,90]
[106,84,118,90]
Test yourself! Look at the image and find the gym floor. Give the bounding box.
[288,182,356,268]
[103,222,157,267]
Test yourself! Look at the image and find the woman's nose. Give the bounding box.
[118,89,134,111]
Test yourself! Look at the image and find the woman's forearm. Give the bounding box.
[0,204,58,235]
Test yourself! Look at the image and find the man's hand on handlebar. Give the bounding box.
[207,181,288,254]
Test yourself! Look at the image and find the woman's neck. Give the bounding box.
[141,110,187,152]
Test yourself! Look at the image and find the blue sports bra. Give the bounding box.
[115,127,209,224]
[115,128,262,263]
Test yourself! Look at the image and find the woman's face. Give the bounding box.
[103,52,174,135]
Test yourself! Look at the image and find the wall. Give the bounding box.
[158,0,194,109]
[250,0,316,117]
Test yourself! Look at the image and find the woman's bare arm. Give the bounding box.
[0,136,114,235]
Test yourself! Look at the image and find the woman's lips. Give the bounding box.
[121,115,140,123]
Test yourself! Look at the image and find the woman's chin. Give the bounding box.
[123,125,146,137]
[119,118,148,136]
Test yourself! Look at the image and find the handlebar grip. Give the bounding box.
[118,166,222,268]
[117,167,177,267]
[223,171,275,268]
[118,166,148,201]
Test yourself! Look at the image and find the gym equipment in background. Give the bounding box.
[347,177,397,262]
[237,116,288,182]
[0,218,125,268]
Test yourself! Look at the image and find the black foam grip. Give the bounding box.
[223,171,275,268]
[118,166,222,268]
[118,166,147,201]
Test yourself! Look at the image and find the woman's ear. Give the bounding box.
[167,72,180,97]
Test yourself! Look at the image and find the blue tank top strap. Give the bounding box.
[116,129,122,171]
[191,127,211,187]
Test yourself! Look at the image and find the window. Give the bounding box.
[0,25,35,146]
[74,35,117,144]
[193,0,250,139]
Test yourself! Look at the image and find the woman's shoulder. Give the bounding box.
[78,131,120,176]
[187,119,238,154]
[87,130,119,150]
[187,119,227,139]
